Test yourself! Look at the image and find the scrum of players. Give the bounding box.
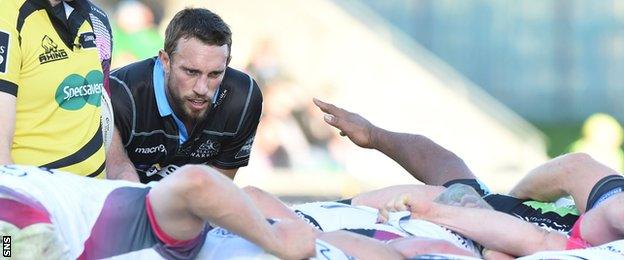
[1,2,623,259]
[2,98,624,259]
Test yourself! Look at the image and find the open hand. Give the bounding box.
[313,98,377,149]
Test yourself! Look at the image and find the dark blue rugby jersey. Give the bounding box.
[109,57,262,183]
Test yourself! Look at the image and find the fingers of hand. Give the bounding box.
[384,194,411,214]
[312,98,334,114]
[378,209,389,223]
[323,114,336,123]
[394,194,410,212]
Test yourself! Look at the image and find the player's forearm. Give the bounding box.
[0,147,12,164]
[105,150,140,182]
[370,127,474,185]
[106,165,140,182]
[0,126,13,165]
[352,184,444,210]
[0,137,13,164]
[190,171,285,255]
[105,129,140,182]
[242,186,300,220]
[0,94,16,165]
[422,203,567,256]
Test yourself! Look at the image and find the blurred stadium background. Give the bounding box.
[96,0,624,201]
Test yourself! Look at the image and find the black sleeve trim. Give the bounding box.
[0,79,18,96]
[17,1,43,44]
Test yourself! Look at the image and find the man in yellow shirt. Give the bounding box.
[0,0,113,177]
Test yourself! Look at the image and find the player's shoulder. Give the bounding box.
[83,0,109,19]
[218,67,262,109]
[0,0,25,25]
[223,67,250,82]
[110,57,156,85]
[222,67,261,95]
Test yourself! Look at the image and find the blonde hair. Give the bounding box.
[0,220,69,259]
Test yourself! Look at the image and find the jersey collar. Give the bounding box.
[30,0,91,51]
[153,58,189,143]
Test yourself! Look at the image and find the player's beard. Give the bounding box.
[166,77,211,127]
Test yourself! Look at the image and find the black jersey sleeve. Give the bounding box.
[108,74,134,146]
[212,78,263,169]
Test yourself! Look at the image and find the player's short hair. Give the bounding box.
[0,221,68,259]
[164,8,232,56]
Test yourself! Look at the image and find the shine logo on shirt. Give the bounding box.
[0,30,9,74]
[39,35,68,64]
[55,70,103,110]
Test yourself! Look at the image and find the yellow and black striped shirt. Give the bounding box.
[0,0,112,177]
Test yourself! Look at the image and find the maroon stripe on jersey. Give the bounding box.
[0,198,51,228]
[79,187,156,259]
[145,194,203,246]
[78,186,207,259]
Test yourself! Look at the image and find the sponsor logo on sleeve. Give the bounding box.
[79,32,97,49]
[0,30,9,74]
[234,135,255,159]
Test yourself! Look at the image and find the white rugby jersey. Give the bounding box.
[291,201,481,256]
[0,165,145,258]
[195,227,351,260]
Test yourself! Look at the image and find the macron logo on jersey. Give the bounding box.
[0,30,9,74]
[135,144,167,155]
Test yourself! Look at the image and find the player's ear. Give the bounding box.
[225,44,232,65]
[158,49,171,73]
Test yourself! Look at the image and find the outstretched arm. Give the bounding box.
[351,184,445,210]
[313,98,476,185]
[389,193,568,256]
[242,186,301,220]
